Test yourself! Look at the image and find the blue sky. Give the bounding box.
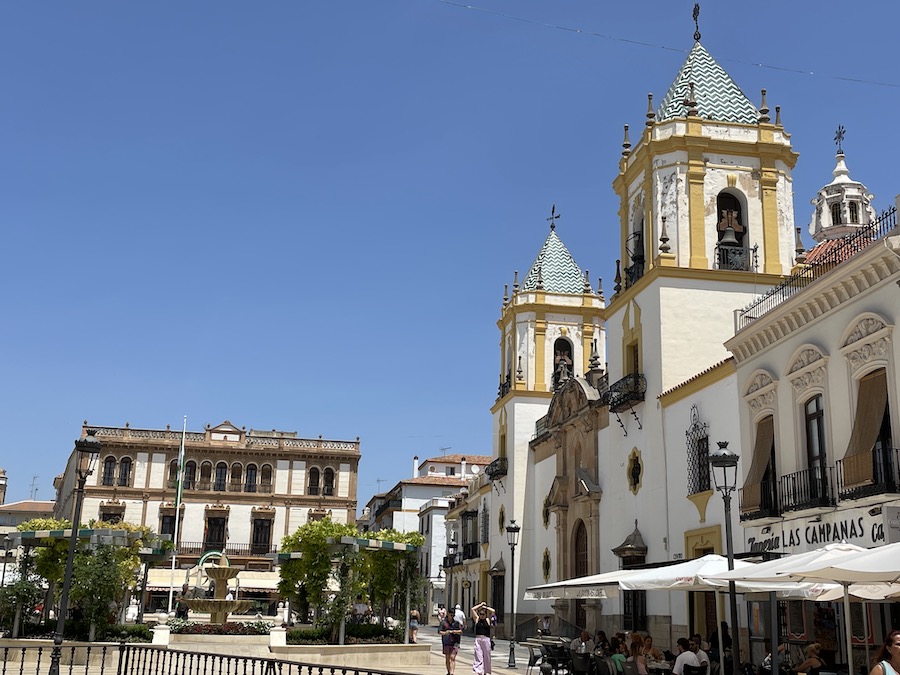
[2,1,899,506]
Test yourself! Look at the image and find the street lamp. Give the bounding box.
[49,431,101,675]
[709,440,740,675]
[506,519,521,669]
[447,541,457,610]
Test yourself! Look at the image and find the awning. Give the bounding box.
[145,568,281,592]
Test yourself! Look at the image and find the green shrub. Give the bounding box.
[286,627,329,644]
[109,624,153,642]
[167,620,272,636]
[345,623,402,643]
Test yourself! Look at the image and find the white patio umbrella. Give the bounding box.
[524,568,633,600]
[774,541,900,666]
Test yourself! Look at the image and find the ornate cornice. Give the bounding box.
[787,347,828,400]
[840,315,893,376]
[727,236,900,362]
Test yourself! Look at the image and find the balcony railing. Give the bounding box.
[485,457,508,480]
[604,373,647,412]
[308,486,320,496]
[739,479,780,521]
[443,552,463,568]
[716,243,758,272]
[534,415,549,439]
[374,498,402,519]
[179,542,278,557]
[737,206,897,330]
[837,447,900,500]
[462,542,480,560]
[780,467,834,512]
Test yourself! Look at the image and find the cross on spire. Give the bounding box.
[834,125,846,154]
[547,204,560,231]
[693,3,701,41]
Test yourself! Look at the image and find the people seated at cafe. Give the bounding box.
[572,630,596,654]
[792,643,824,675]
[539,615,553,635]
[628,638,650,675]
[596,630,611,655]
[690,636,710,675]
[673,638,702,675]
[611,639,629,672]
[643,635,665,662]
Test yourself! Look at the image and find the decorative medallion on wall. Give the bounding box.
[498,506,506,533]
[542,495,551,529]
[542,548,552,582]
[627,448,643,495]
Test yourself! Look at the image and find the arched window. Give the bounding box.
[184,461,197,490]
[214,462,227,491]
[118,457,132,487]
[848,202,860,224]
[199,462,212,490]
[102,457,116,486]
[804,395,827,501]
[168,460,178,487]
[230,463,243,490]
[716,191,749,270]
[245,464,258,493]
[573,520,588,577]
[260,464,273,492]
[831,202,843,225]
[323,468,335,496]
[308,468,320,496]
[552,337,574,391]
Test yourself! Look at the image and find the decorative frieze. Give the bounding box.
[840,315,893,376]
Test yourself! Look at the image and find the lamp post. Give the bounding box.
[1,535,9,588]
[506,519,521,669]
[49,431,101,675]
[447,541,457,610]
[709,441,740,675]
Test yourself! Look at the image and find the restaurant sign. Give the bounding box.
[743,505,893,554]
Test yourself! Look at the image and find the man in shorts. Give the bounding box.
[440,611,463,675]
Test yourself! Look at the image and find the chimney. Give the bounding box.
[460,457,467,478]
[413,455,419,478]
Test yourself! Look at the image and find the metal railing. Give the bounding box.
[177,542,279,557]
[603,373,647,412]
[0,643,418,675]
[738,479,780,521]
[374,499,402,518]
[716,243,758,272]
[737,205,897,329]
[779,467,834,511]
[534,415,549,439]
[485,457,508,480]
[837,447,900,500]
[462,542,480,560]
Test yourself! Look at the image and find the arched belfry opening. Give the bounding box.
[552,337,574,391]
[716,190,754,271]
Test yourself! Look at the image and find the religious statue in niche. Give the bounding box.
[627,450,643,495]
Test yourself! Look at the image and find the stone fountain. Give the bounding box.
[183,565,252,624]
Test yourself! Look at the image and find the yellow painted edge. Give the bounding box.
[658,359,736,407]
[490,389,554,414]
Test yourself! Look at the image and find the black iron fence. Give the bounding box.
[737,205,898,330]
[1,643,419,675]
[837,446,900,500]
[779,466,834,512]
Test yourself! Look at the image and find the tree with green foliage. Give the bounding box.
[278,519,424,643]
[16,517,159,641]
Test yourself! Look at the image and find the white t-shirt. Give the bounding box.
[673,651,701,675]
[695,649,710,675]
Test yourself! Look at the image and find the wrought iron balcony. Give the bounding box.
[604,373,647,412]
[837,447,900,500]
[485,457,508,480]
[443,552,463,568]
[780,467,834,511]
[374,498,402,518]
[739,479,780,521]
[497,374,512,400]
[462,542,480,560]
[534,415,549,439]
[716,243,758,271]
[624,257,645,288]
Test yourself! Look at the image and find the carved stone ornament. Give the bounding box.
[744,371,777,414]
[788,347,827,399]
[841,316,893,376]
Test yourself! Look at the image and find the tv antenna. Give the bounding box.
[376,478,387,492]
[30,476,39,500]
[439,446,452,456]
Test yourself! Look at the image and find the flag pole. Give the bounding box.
[167,416,187,614]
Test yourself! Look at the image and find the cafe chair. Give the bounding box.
[684,665,707,675]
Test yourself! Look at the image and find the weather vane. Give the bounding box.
[547,204,560,231]
[693,3,701,42]
[834,125,846,154]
